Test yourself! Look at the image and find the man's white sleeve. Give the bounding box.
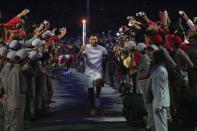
[187,19,195,29]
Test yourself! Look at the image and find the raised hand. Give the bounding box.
[38,23,45,31]
[59,27,67,34]
[18,9,30,18]
[179,11,189,21]
[80,45,86,52]
[58,27,67,39]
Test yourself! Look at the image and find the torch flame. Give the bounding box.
[82,19,86,23]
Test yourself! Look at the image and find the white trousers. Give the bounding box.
[86,73,102,88]
[153,108,168,131]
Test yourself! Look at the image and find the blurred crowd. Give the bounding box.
[0,9,73,131]
[0,8,197,131]
[97,10,197,130]
[74,10,197,130]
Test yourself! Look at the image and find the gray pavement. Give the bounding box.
[25,69,147,131]
[25,123,145,131]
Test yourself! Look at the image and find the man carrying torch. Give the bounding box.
[77,20,108,116]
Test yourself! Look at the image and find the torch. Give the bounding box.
[82,19,86,46]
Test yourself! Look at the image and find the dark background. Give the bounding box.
[0,0,196,36]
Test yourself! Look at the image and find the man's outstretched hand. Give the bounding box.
[17,9,30,18]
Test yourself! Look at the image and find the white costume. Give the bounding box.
[149,65,170,131]
[83,44,107,88]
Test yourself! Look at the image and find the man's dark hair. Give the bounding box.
[89,33,98,37]
[23,23,34,36]
[153,49,166,65]
[40,52,50,62]
[15,56,21,63]
[135,30,145,43]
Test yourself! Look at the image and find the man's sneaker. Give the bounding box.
[90,109,96,116]
[95,98,101,108]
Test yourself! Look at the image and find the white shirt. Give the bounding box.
[83,44,107,77]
